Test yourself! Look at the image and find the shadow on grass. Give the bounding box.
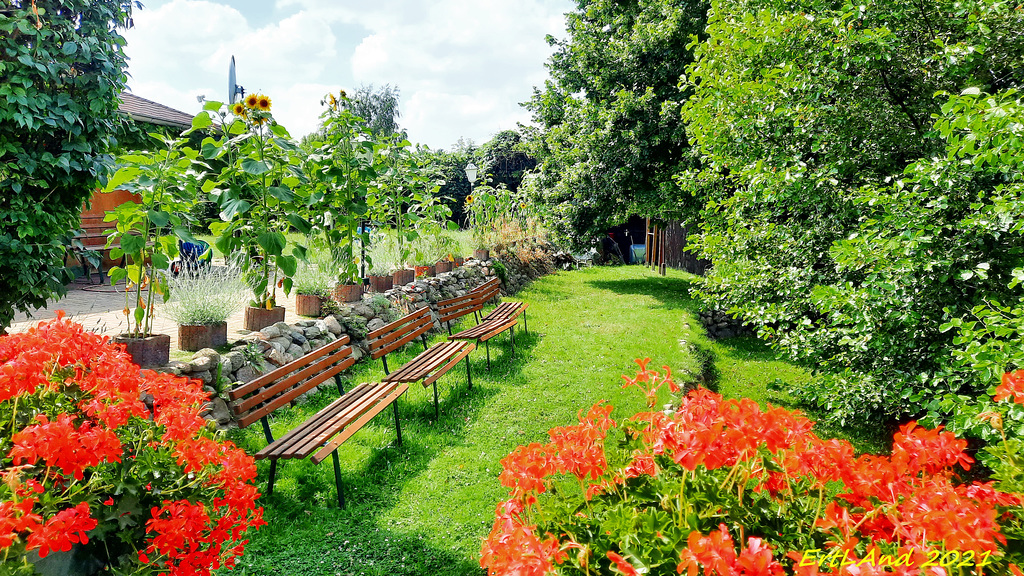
[586,273,697,311]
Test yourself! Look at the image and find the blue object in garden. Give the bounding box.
[173,239,212,275]
[631,244,646,265]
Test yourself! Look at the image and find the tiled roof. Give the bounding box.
[118,92,194,129]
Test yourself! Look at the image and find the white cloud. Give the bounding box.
[123,0,572,147]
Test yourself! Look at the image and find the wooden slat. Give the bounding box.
[382,341,473,383]
[368,309,433,360]
[437,293,482,323]
[229,335,350,400]
[311,383,408,464]
[232,349,354,415]
[449,317,518,342]
[367,307,430,341]
[255,382,378,459]
[235,356,355,428]
[422,342,476,387]
[482,302,528,324]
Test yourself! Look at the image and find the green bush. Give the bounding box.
[0,0,133,330]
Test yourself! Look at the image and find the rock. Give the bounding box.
[295,320,316,328]
[203,385,217,395]
[273,321,293,334]
[351,303,374,318]
[223,351,246,373]
[209,397,232,425]
[322,315,343,335]
[287,344,305,358]
[290,332,308,345]
[168,360,192,374]
[235,365,260,383]
[301,341,311,353]
[270,336,292,353]
[260,326,282,339]
[192,348,220,360]
[266,348,290,367]
[217,359,232,379]
[190,355,216,373]
[367,318,385,332]
[719,329,735,339]
[350,346,364,362]
[190,370,213,385]
[154,365,182,376]
[303,326,322,339]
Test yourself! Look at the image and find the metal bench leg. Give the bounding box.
[485,340,491,371]
[331,450,345,508]
[510,325,515,355]
[433,381,439,420]
[523,311,528,335]
[474,310,480,325]
[334,374,346,395]
[267,459,278,497]
[447,321,452,337]
[393,400,403,446]
[422,335,429,352]
[382,356,390,376]
[465,356,472,389]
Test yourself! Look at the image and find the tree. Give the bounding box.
[524,0,709,247]
[682,0,1024,425]
[0,0,135,330]
[476,130,536,194]
[343,83,403,139]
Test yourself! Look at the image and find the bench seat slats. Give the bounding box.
[311,383,408,464]
[382,341,476,385]
[449,317,519,343]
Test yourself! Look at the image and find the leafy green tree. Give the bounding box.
[0,0,134,330]
[682,0,1024,425]
[344,83,404,139]
[476,130,536,194]
[418,146,473,226]
[525,0,709,246]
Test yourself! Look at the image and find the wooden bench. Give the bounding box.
[368,307,476,419]
[448,278,529,370]
[227,335,407,507]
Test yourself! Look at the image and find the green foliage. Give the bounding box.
[476,130,536,195]
[103,134,206,337]
[162,266,249,326]
[525,0,709,246]
[197,97,310,308]
[342,83,403,139]
[682,0,1024,426]
[0,0,133,330]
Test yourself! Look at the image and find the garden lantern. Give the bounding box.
[464,162,478,184]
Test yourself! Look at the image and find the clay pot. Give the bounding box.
[435,261,453,274]
[473,249,490,261]
[113,333,171,368]
[414,264,436,278]
[454,257,464,267]
[332,283,362,303]
[368,274,394,293]
[393,268,415,286]
[243,305,286,331]
[178,322,227,352]
[295,293,322,317]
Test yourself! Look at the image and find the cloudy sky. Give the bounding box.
[122,0,573,150]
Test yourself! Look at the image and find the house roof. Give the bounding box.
[118,92,194,129]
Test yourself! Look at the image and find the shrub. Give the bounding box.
[481,359,1024,575]
[162,267,249,326]
[0,315,264,574]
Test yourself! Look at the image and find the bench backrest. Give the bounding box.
[367,307,433,360]
[436,292,482,324]
[470,277,501,306]
[228,335,354,429]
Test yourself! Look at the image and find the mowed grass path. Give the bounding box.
[229,266,849,575]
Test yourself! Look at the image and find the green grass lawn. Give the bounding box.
[228,265,883,575]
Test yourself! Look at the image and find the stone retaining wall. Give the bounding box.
[158,242,561,430]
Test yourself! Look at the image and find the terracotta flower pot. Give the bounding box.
[435,261,453,274]
[178,322,227,352]
[474,248,490,261]
[244,305,286,331]
[332,283,362,303]
[414,264,436,278]
[368,274,394,293]
[114,333,171,368]
[295,293,323,317]
[393,268,415,286]
[454,256,464,267]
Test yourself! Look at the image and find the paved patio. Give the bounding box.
[8,276,302,350]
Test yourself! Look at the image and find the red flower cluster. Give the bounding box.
[995,369,1024,405]
[482,360,1024,576]
[0,314,264,573]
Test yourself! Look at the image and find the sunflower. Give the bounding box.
[256,94,272,111]
[245,94,259,109]
[338,89,347,100]
[231,102,247,117]
[327,93,337,109]
[466,195,474,205]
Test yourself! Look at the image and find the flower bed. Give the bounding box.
[0,314,264,574]
[482,359,1024,576]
